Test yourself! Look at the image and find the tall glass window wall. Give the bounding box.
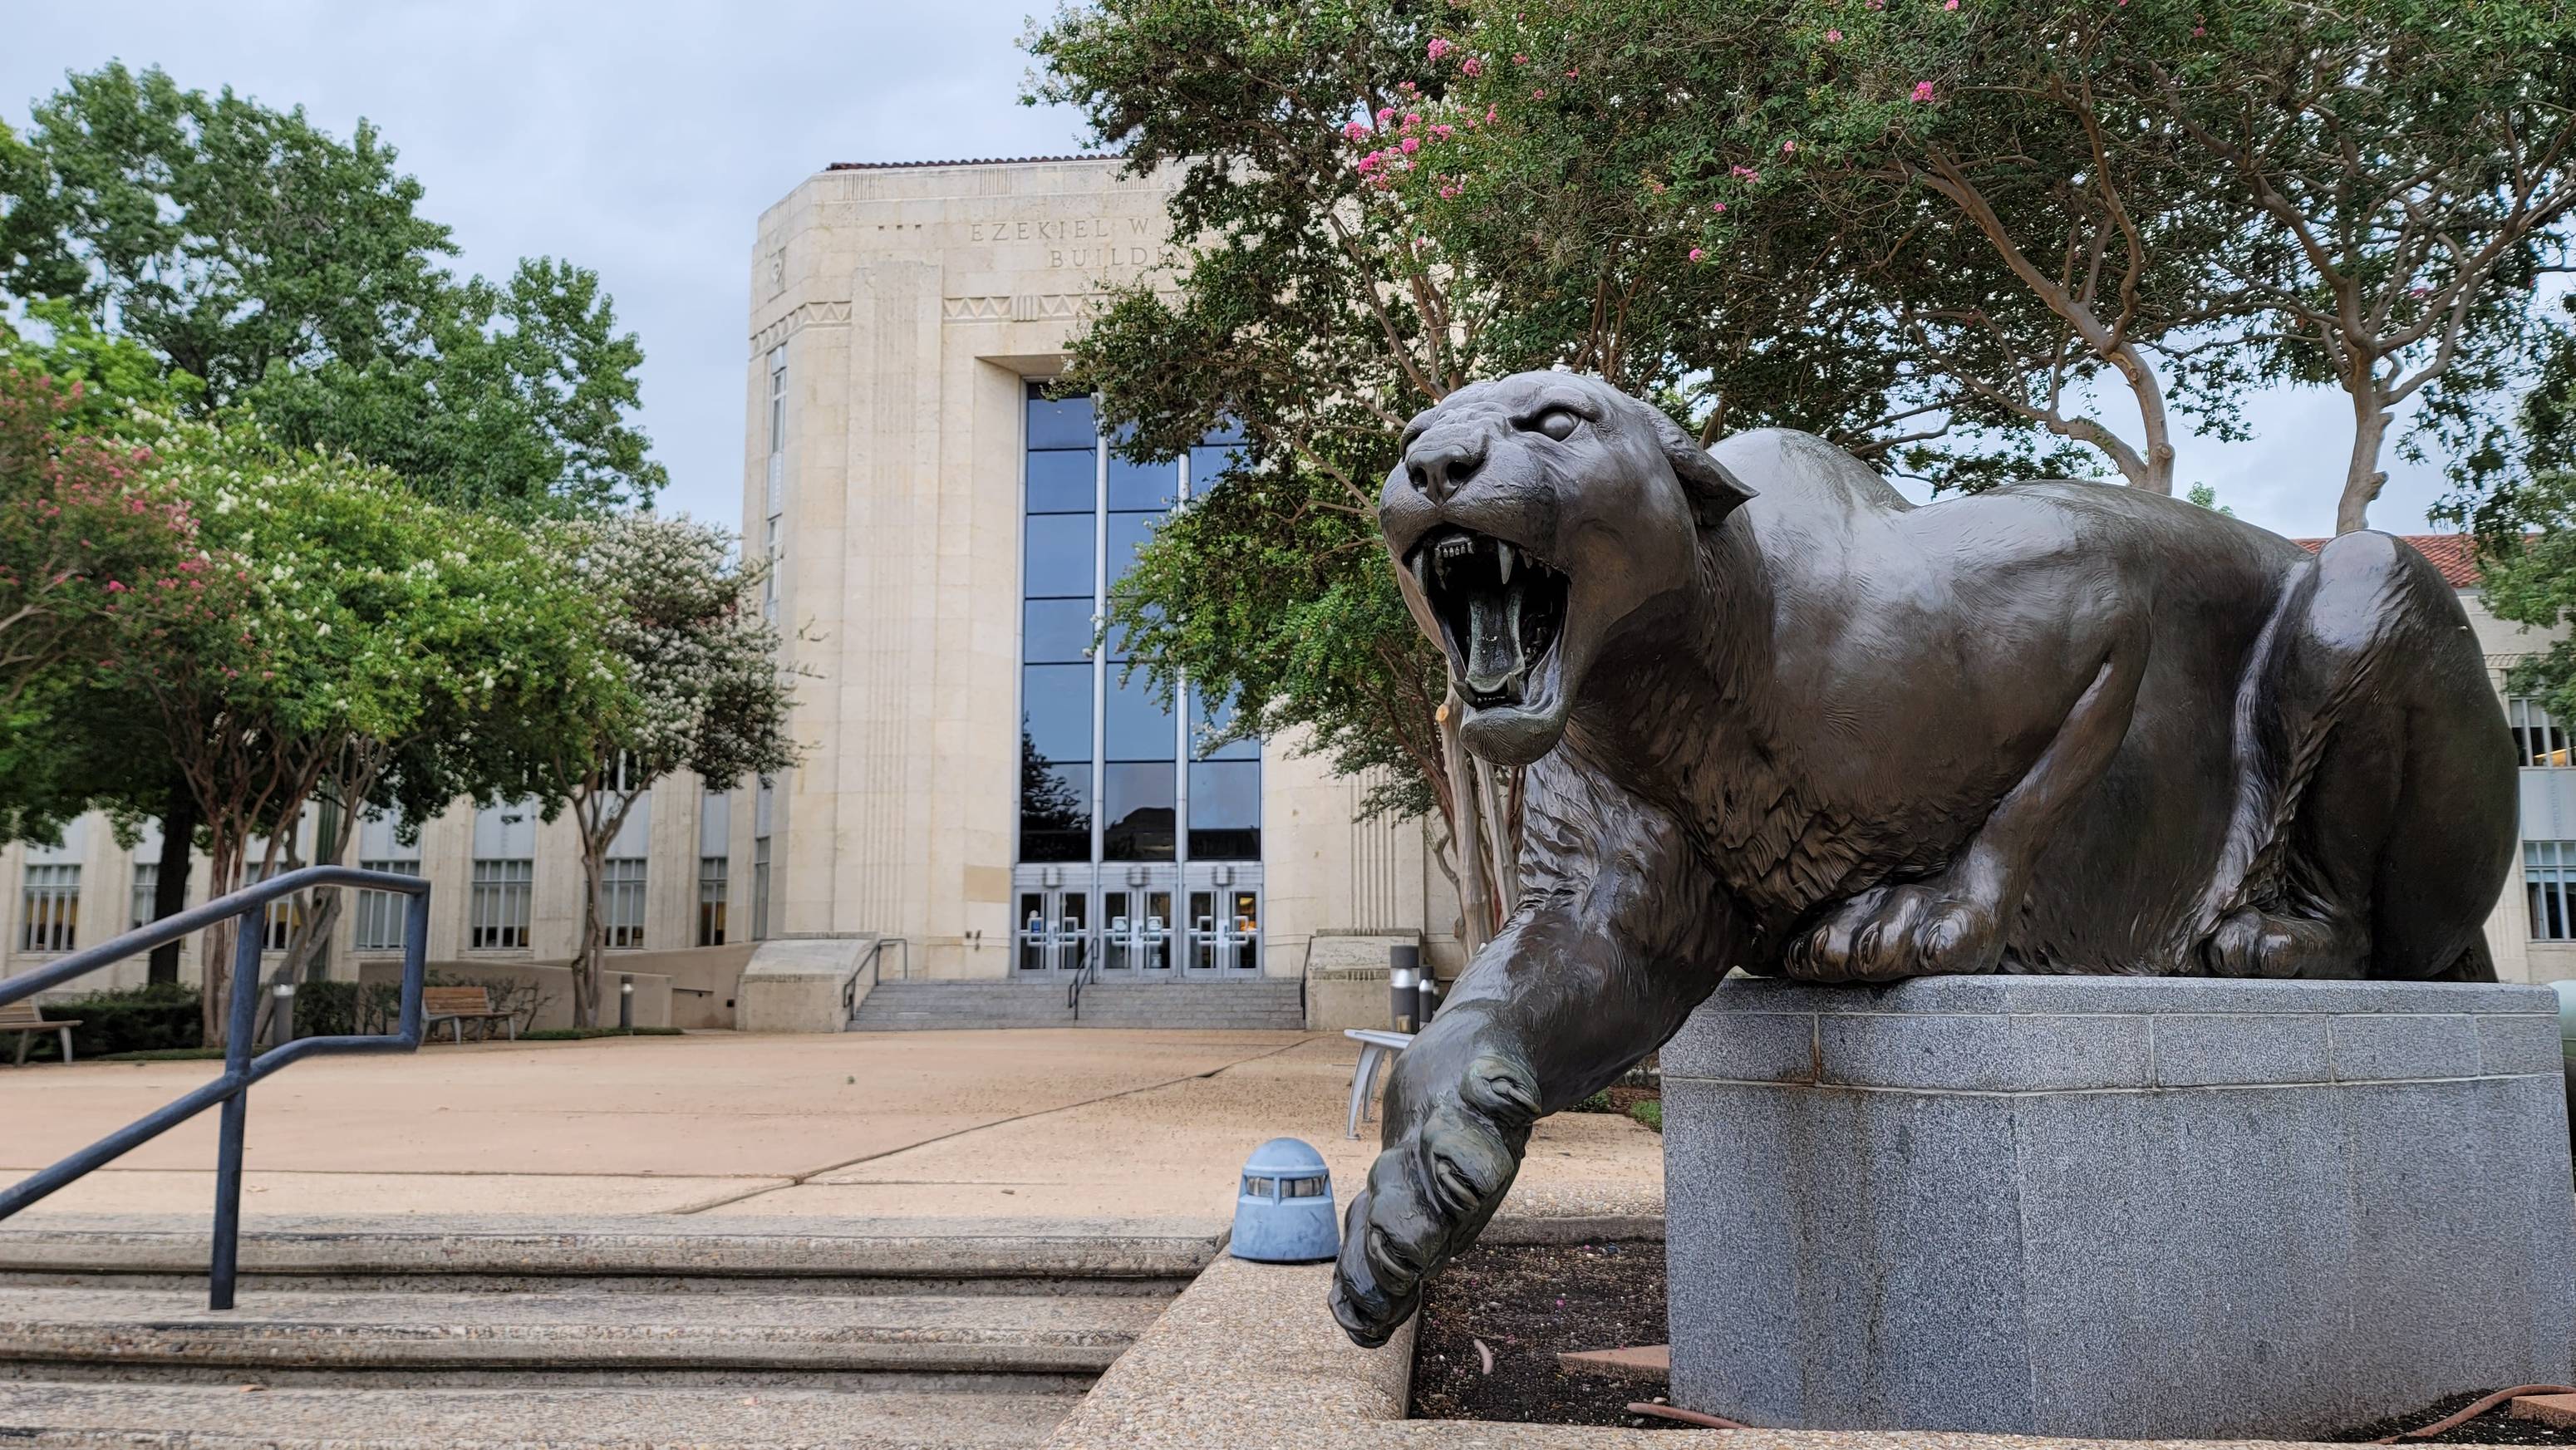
[1015,384,1263,975]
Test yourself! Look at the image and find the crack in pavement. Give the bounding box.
[672,1035,1325,1216]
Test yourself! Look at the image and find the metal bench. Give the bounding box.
[1344,1027,1412,1138]
[0,998,81,1066]
[422,986,514,1044]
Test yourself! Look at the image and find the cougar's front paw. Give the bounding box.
[1327,1053,1536,1348]
[1784,881,2003,981]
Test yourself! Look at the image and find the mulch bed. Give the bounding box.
[2335,1392,2576,1444]
[1408,1239,1679,1429]
[1409,1239,2576,1443]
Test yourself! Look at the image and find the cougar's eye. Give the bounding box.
[1525,407,1579,441]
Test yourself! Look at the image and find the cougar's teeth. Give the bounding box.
[1497,542,1515,585]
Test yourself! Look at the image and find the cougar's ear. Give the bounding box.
[1644,406,1757,521]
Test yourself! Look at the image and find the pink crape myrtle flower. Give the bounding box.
[1402,135,1421,153]
[1512,52,1528,64]
[1461,56,1483,76]
[1826,27,1843,41]
[1431,123,1454,140]
[1404,111,1420,128]
[1912,80,1936,102]
[1712,200,1728,213]
[1782,139,1797,153]
[1377,106,1395,125]
[1487,104,1498,123]
[1689,247,1706,262]
[1344,121,1370,141]
[1428,37,1452,61]
[1357,152,1382,174]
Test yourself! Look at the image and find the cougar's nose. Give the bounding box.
[1405,432,1486,504]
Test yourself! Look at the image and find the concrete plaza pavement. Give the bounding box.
[0,1030,1661,1224]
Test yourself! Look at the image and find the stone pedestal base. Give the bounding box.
[1664,975,2576,1440]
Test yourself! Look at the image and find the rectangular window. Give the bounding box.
[752,837,772,941]
[2531,841,2576,941]
[21,864,79,953]
[353,859,420,953]
[602,858,646,949]
[242,862,295,951]
[2512,696,2571,768]
[698,856,730,946]
[130,863,159,932]
[469,859,533,951]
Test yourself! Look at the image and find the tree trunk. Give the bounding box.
[146,784,194,986]
[2115,344,2177,496]
[280,797,348,984]
[199,839,241,1048]
[576,842,608,1030]
[2338,391,2392,536]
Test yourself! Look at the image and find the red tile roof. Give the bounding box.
[2293,533,2482,589]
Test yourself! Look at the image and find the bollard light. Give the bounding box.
[619,976,634,1031]
[1231,1138,1338,1262]
[271,982,297,1045]
[1389,944,1421,1033]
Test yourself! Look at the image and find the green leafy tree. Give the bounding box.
[2465,308,2576,729]
[247,257,666,516]
[101,418,621,1043]
[2,62,663,517]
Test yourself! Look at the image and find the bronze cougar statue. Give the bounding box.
[1330,371,2516,1346]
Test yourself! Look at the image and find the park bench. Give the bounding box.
[1,998,81,1066]
[423,986,515,1044]
[1344,1028,1411,1139]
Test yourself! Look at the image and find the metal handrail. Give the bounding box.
[0,865,432,1310]
[1065,951,1100,1020]
[843,936,912,1020]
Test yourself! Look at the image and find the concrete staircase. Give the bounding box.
[0,1215,1216,1448]
[850,979,1305,1032]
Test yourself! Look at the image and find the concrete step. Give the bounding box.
[0,1215,1223,1289]
[851,981,1305,1032]
[0,1285,1158,1375]
[0,1379,1080,1448]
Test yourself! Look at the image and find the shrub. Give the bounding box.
[1630,1101,1663,1133]
[19,981,202,1061]
[519,1026,684,1040]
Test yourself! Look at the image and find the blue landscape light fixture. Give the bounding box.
[1231,1137,1338,1262]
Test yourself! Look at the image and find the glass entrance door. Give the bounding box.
[1015,887,1092,975]
[1101,882,1175,974]
[1185,886,1261,976]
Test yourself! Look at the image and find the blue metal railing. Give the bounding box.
[0,865,431,1310]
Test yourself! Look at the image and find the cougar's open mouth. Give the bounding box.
[1408,527,1571,713]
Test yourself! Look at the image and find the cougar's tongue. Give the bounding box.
[1463,581,1524,699]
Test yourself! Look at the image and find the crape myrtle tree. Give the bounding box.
[1031,0,1959,946]
[0,360,197,846]
[504,516,803,1030]
[97,417,616,1045]
[1416,0,2276,496]
[2094,0,2576,533]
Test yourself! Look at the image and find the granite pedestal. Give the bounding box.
[1663,975,2576,1440]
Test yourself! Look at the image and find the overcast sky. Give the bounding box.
[11,1,2474,539]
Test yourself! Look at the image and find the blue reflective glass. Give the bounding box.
[1022,665,1094,764]
[1024,514,1095,598]
[1024,599,1094,664]
[1103,763,1177,862]
[1107,510,1163,587]
[1026,450,1096,514]
[1027,389,1098,450]
[1191,686,1261,760]
[1188,759,1261,859]
[1020,754,1091,863]
[1189,445,1244,494]
[1106,670,1177,761]
[1109,455,1181,511]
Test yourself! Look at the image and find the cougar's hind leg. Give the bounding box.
[2203,533,2510,980]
